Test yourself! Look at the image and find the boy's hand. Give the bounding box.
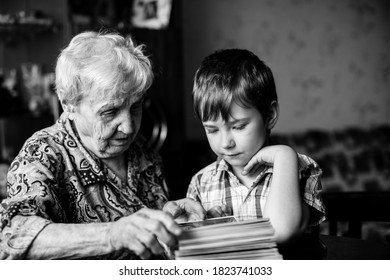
[242,145,297,176]
[206,204,233,218]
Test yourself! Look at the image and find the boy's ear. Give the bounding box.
[266,101,279,130]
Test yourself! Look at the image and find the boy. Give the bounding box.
[187,49,325,244]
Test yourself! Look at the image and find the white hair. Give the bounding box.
[55,30,153,107]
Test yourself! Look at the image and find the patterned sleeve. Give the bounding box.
[298,154,326,226]
[0,137,61,259]
[131,136,170,209]
[142,150,170,209]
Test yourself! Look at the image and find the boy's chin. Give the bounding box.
[223,158,246,169]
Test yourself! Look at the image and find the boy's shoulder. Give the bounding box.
[297,153,319,166]
[193,160,219,175]
[191,159,228,180]
[297,152,322,175]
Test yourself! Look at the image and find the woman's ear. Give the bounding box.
[62,103,76,120]
[266,101,279,130]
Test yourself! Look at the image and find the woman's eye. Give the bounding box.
[102,109,116,116]
[131,102,142,112]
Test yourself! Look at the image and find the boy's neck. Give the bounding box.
[230,165,262,189]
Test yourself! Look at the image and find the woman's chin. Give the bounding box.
[96,145,129,159]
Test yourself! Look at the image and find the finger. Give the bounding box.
[145,220,178,248]
[162,201,182,219]
[138,209,181,247]
[221,204,233,216]
[131,239,152,260]
[242,156,266,176]
[139,208,182,236]
[207,206,223,218]
[242,157,260,175]
[246,164,263,176]
[177,198,206,220]
[137,231,164,256]
[117,211,176,257]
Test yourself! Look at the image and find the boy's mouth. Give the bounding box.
[225,153,240,158]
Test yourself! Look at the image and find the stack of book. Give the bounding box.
[174,217,283,260]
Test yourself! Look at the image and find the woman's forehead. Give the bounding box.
[84,91,141,108]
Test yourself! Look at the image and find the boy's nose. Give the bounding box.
[220,132,235,149]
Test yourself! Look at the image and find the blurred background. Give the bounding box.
[0,0,389,243]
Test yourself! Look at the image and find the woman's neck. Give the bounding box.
[101,155,127,182]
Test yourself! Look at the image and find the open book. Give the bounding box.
[174,216,283,260]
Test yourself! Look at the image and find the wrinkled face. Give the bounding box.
[203,102,269,173]
[72,92,143,160]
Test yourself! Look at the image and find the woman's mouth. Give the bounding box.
[110,137,130,146]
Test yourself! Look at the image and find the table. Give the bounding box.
[280,234,390,260]
[320,234,390,260]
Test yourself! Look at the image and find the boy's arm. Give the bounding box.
[243,145,309,245]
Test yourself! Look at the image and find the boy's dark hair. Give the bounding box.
[192,49,278,122]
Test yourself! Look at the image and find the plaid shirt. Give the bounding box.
[187,153,326,226]
[0,113,168,259]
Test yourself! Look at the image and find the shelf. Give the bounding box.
[0,23,60,44]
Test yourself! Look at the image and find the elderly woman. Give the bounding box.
[0,31,205,259]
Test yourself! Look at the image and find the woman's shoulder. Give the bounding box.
[22,120,68,150]
[11,116,77,168]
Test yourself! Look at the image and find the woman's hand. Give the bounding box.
[24,200,205,260]
[108,208,182,259]
[206,204,233,218]
[163,198,206,223]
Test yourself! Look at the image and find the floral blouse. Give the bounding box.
[0,113,169,259]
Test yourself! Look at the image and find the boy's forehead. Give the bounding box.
[227,102,255,119]
[204,103,257,123]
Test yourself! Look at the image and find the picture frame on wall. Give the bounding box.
[131,0,172,29]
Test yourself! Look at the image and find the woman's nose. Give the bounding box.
[118,111,133,134]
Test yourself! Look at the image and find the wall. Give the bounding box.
[0,0,70,73]
[182,0,390,140]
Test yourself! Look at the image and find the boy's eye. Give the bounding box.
[233,124,247,130]
[205,128,218,134]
